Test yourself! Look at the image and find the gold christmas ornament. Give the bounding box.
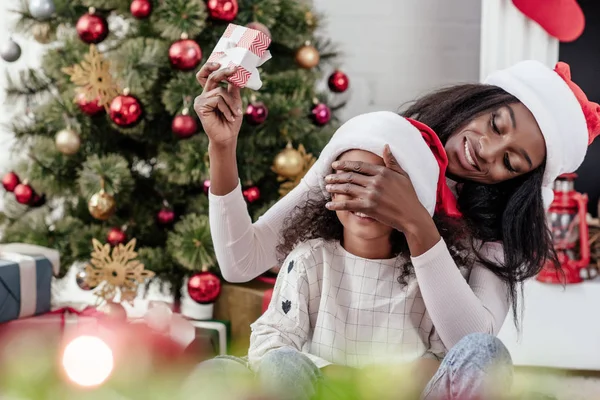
[62,44,119,112]
[272,142,305,179]
[32,23,53,44]
[84,238,155,305]
[55,128,81,155]
[278,144,316,197]
[295,43,320,69]
[88,188,117,220]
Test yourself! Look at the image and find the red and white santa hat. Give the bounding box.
[485,60,600,208]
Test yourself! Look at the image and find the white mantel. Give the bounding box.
[480,0,559,80]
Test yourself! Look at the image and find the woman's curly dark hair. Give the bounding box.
[276,192,471,286]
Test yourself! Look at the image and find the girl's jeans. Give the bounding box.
[190,333,513,400]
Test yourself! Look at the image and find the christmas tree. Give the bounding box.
[0,0,347,300]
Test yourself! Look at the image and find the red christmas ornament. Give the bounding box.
[328,70,349,93]
[168,39,202,71]
[76,92,104,116]
[76,10,109,44]
[207,0,238,22]
[242,186,260,203]
[157,208,175,225]
[311,103,331,126]
[2,172,20,192]
[109,94,143,127]
[246,22,271,38]
[172,113,197,138]
[14,183,34,204]
[203,180,211,195]
[107,227,127,246]
[512,0,584,42]
[130,0,152,19]
[29,192,46,208]
[187,271,221,304]
[245,102,268,125]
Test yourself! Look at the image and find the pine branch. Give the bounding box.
[236,0,281,29]
[77,154,134,199]
[153,0,207,41]
[27,137,82,196]
[111,37,169,97]
[138,247,173,275]
[167,213,214,271]
[161,71,198,115]
[4,69,54,109]
[155,135,209,186]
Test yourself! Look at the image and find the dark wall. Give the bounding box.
[559,0,600,217]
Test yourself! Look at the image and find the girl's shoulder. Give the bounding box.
[285,238,337,266]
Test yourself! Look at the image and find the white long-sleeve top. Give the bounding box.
[209,169,511,350]
[249,239,463,369]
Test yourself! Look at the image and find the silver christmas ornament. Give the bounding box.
[0,38,21,62]
[29,0,55,21]
[75,265,96,291]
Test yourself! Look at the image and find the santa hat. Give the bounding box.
[315,111,461,217]
[484,60,600,209]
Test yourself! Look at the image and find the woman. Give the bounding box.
[194,60,600,399]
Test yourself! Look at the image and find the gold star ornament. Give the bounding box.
[84,238,155,304]
[62,45,119,111]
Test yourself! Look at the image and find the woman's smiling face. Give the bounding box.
[444,102,546,184]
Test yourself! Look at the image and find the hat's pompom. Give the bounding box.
[554,62,600,144]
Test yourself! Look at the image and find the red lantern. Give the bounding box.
[187,271,221,304]
[537,173,590,284]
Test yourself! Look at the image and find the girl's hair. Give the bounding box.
[276,194,470,287]
[401,84,559,325]
[277,84,558,327]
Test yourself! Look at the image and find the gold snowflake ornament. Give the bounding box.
[84,238,155,304]
[278,144,317,197]
[62,45,119,111]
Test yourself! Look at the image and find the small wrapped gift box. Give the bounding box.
[0,243,60,324]
[207,23,272,90]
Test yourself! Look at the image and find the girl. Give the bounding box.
[248,111,485,400]
[194,60,600,398]
[200,111,485,400]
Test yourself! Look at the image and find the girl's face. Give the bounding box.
[444,102,546,184]
[333,150,395,247]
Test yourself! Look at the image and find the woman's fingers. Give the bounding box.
[331,160,385,176]
[204,87,242,114]
[325,183,368,198]
[324,171,370,187]
[195,94,236,122]
[196,62,221,87]
[325,198,369,212]
[383,144,408,176]
[204,66,238,92]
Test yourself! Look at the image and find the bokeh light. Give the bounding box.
[62,335,114,387]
